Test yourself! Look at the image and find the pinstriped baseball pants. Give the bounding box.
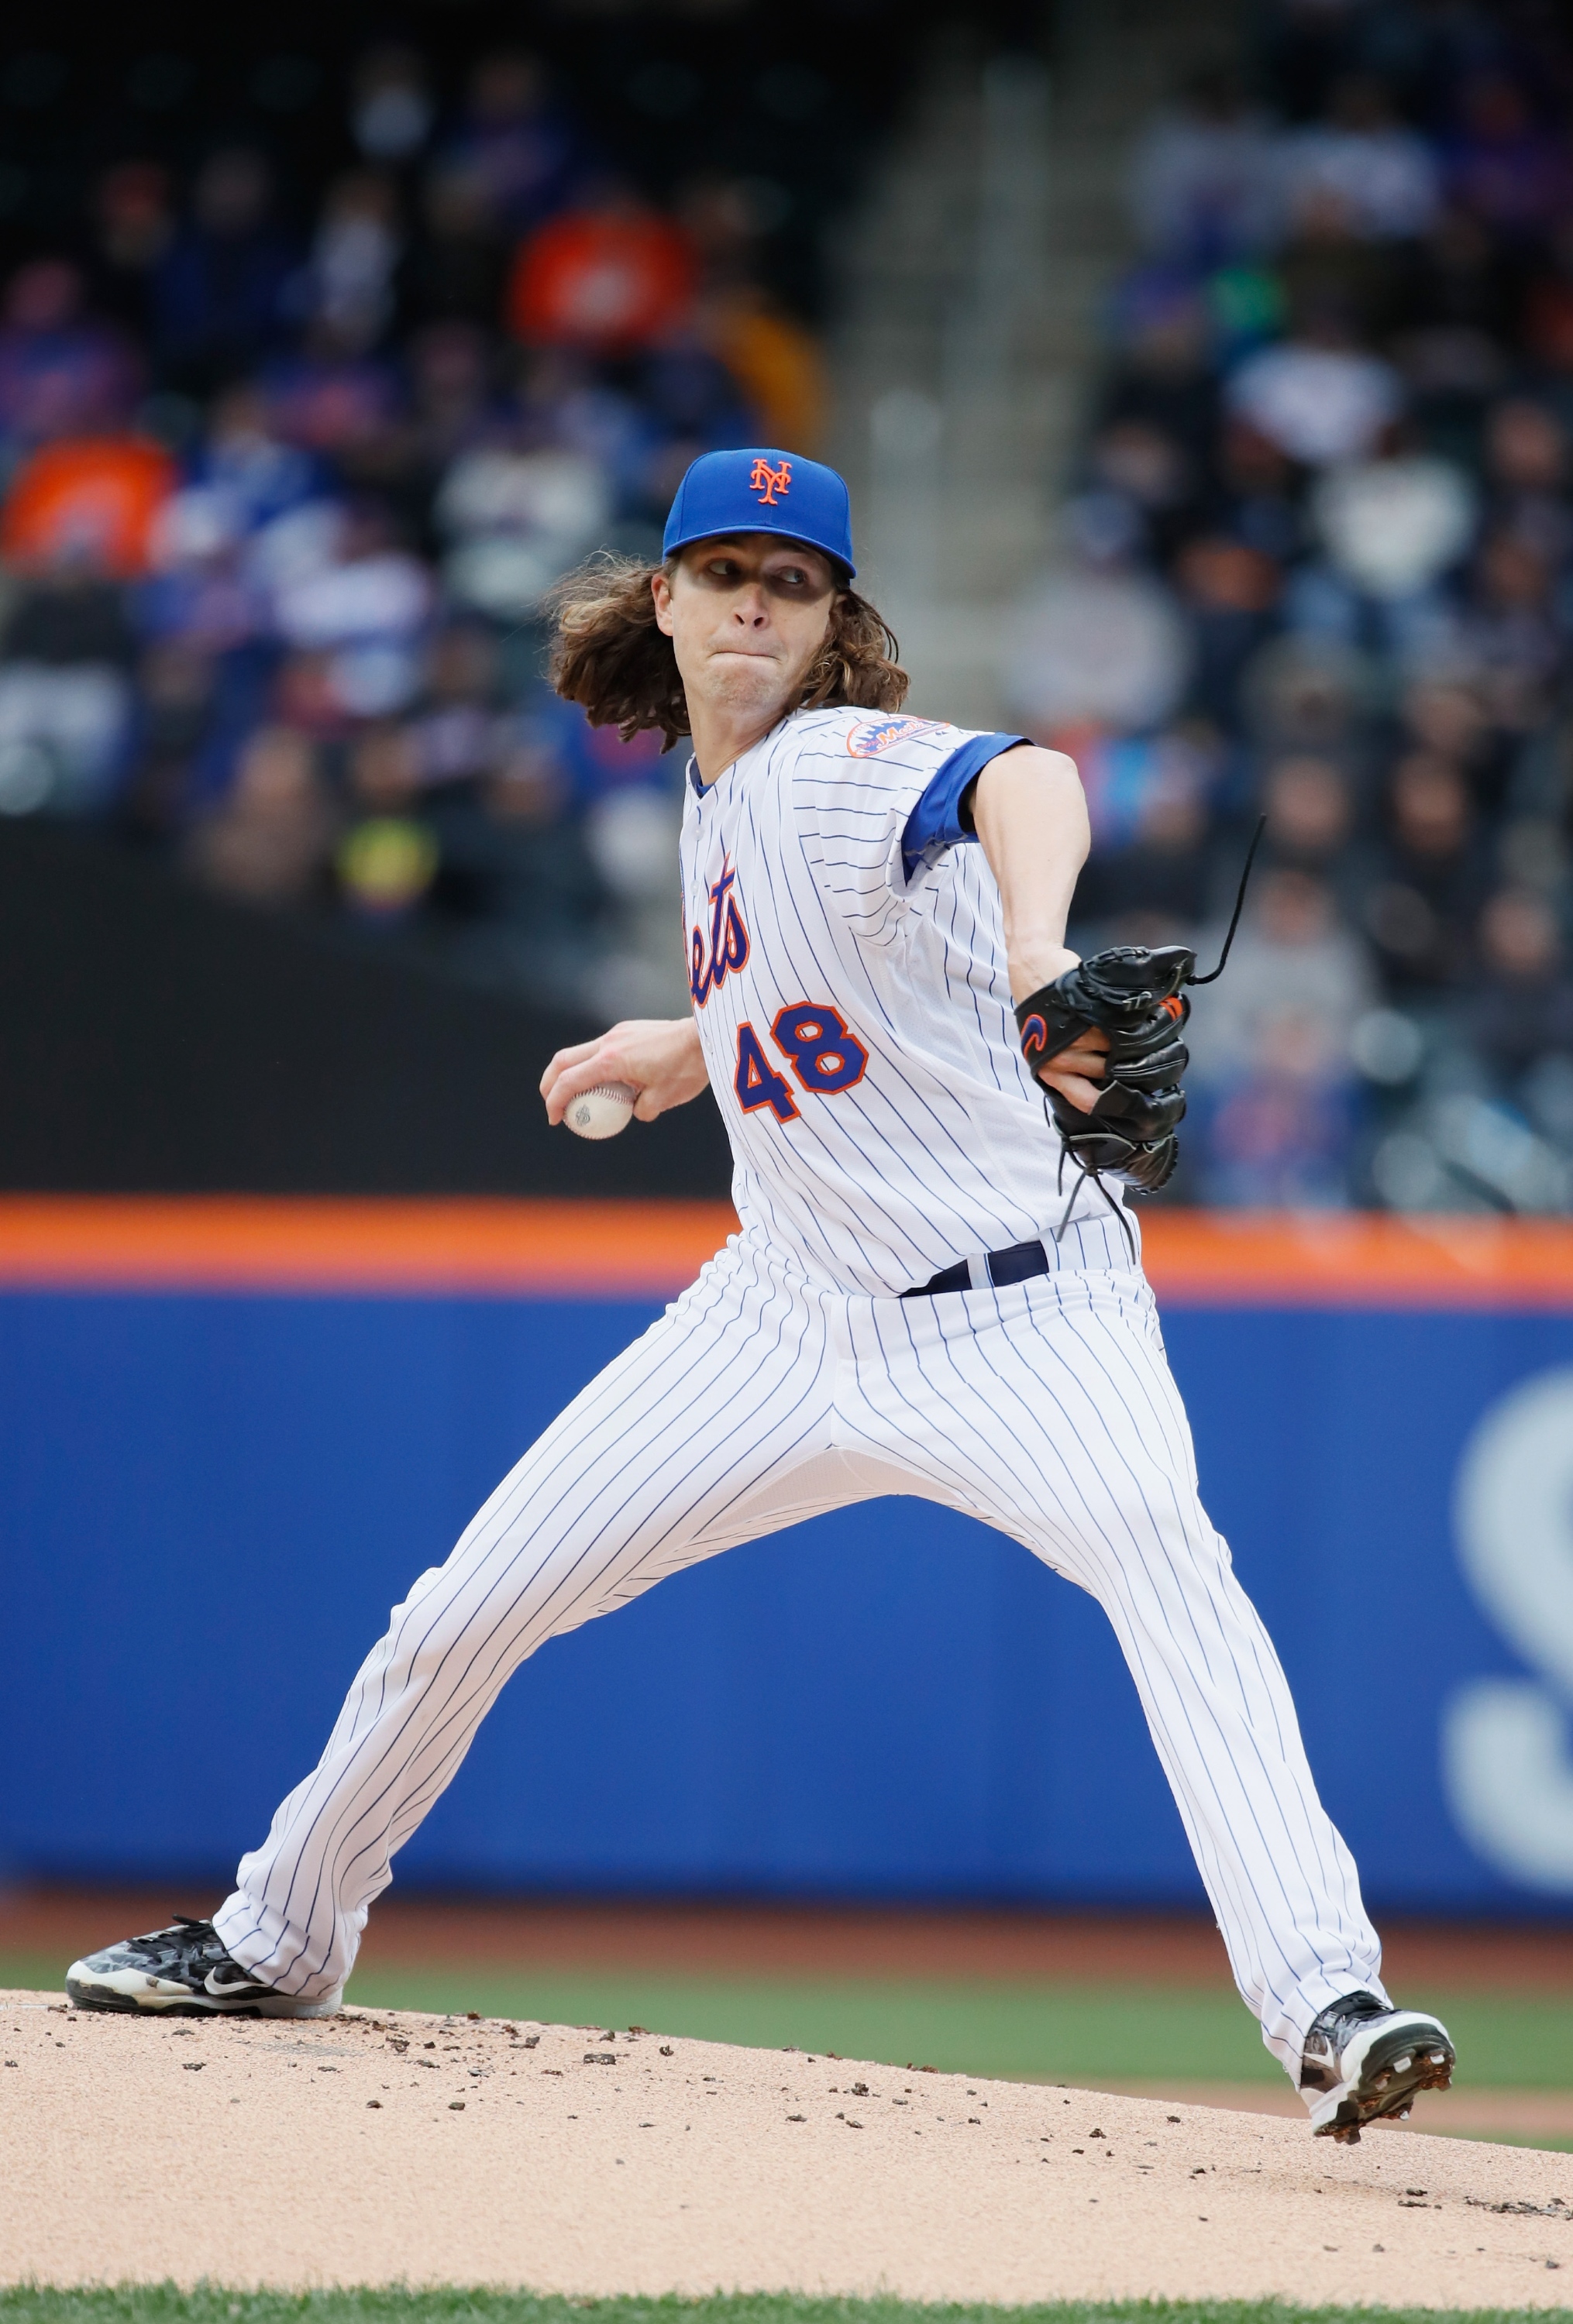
[214,1223,1386,2078]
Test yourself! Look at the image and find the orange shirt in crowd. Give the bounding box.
[508,207,697,352]
[1,436,175,576]
[703,290,828,453]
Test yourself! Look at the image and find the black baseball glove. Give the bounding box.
[1014,944,1194,1193]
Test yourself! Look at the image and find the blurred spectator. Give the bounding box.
[350,46,435,168]
[1192,868,1376,1085]
[406,324,495,469]
[408,622,509,788]
[701,284,828,452]
[2,436,174,578]
[1444,74,1571,243]
[1201,1009,1361,1207]
[1461,529,1567,735]
[140,502,261,669]
[337,720,440,920]
[508,189,697,354]
[259,330,406,468]
[270,500,432,718]
[1006,559,1190,737]
[0,542,140,815]
[1481,397,1572,567]
[1272,189,1403,354]
[437,442,610,622]
[1096,270,1220,462]
[1190,868,1375,1206]
[1241,634,1372,761]
[448,52,579,232]
[1389,206,1515,405]
[1521,220,1573,387]
[338,810,440,920]
[1468,887,1573,1100]
[1225,319,1402,466]
[1174,534,1282,729]
[1279,74,1440,242]
[0,657,132,816]
[1210,418,1304,563]
[185,724,335,906]
[1072,728,1215,937]
[187,383,318,531]
[1129,64,1282,266]
[87,167,175,342]
[155,149,294,392]
[1084,416,1206,565]
[1398,662,1506,808]
[1255,752,1374,920]
[119,638,218,837]
[407,163,508,332]
[0,263,139,458]
[1362,751,1487,992]
[1310,449,1475,603]
[305,174,403,352]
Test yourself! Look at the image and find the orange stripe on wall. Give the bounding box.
[1141,1210,1573,1308]
[0,1198,739,1297]
[0,1198,1568,1307]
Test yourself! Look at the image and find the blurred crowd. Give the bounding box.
[11,8,1573,1214]
[0,39,831,1019]
[1010,0,1573,1212]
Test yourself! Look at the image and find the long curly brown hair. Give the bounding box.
[546,551,908,745]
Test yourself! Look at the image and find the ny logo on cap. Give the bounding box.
[749,456,791,505]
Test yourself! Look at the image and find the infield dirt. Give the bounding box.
[4,1992,1573,2309]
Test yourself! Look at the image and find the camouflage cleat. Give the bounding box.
[66,1915,339,2017]
[1301,1989,1454,2143]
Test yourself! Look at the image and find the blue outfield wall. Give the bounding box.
[5,1286,1573,1914]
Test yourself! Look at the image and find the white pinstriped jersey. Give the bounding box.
[680,704,1130,1298]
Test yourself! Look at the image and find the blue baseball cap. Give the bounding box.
[663,447,855,577]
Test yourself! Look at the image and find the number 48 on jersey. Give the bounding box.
[735,1005,869,1124]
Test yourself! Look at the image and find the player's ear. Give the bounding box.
[650,566,676,638]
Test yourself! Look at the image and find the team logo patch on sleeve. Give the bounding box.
[845,716,941,758]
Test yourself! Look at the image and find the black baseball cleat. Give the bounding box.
[1300,1989,1454,2142]
[66,1915,340,2017]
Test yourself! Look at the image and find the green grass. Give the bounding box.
[0,2296,1570,2324]
[6,1954,1570,2094]
[316,1971,1573,2093]
[356,1969,1279,2082]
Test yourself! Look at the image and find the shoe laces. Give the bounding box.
[135,1915,222,1966]
[1308,1989,1389,2054]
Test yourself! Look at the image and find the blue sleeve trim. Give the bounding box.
[900,734,1029,881]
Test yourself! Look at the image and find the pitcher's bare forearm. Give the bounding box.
[971,745,1107,1110]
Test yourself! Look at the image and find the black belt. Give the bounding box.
[901,1238,1052,1298]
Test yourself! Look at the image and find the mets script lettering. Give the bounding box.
[690,859,750,1006]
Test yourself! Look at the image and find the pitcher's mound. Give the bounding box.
[3,1992,1571,2305]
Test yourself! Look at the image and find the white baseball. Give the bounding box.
[563,1081,638,1140]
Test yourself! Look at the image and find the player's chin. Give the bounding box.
[706,653,790,701]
